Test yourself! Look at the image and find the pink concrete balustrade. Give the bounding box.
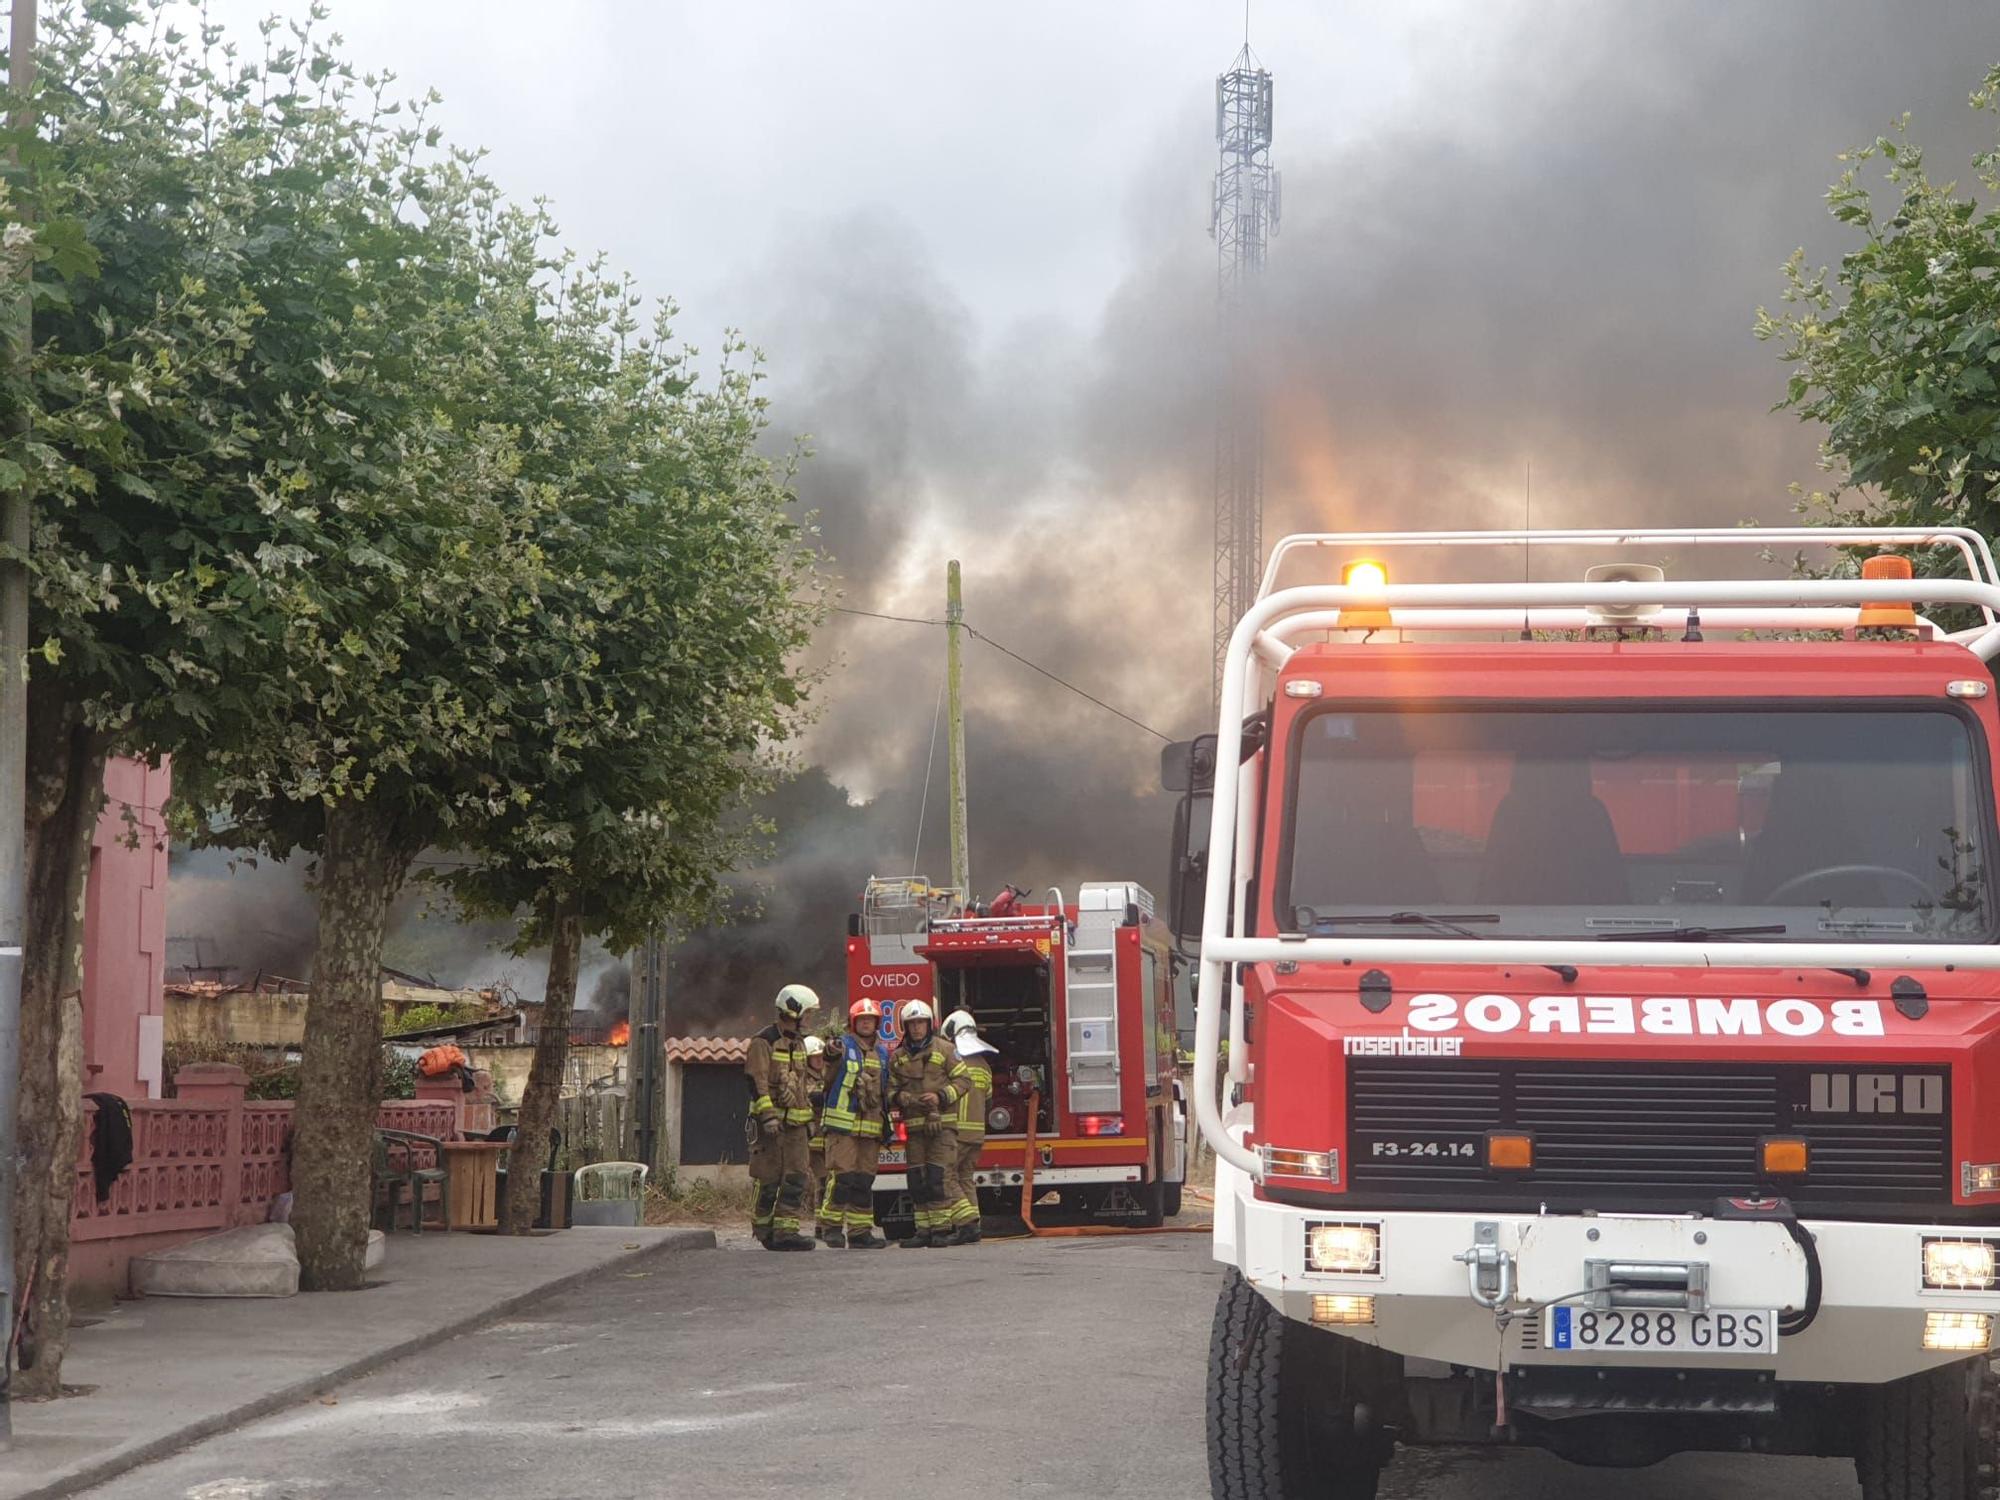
[70,1063,470,1294]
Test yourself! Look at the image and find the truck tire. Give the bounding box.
[1856,1359,1992,1500]
[1208,1268,1389,1499]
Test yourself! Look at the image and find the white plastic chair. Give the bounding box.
[571,1161,649,1226]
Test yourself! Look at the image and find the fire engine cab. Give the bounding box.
[848,875,1188,1230]
[1175,527,2000,1499]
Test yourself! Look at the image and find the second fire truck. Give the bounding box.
[847,875,1188,1230]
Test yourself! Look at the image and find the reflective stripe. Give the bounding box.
[784,1108,814,1125]
[752,1094,774,1114]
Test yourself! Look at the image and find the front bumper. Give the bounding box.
[1222,1171,2000,1383]
[873,1162,1143,1193]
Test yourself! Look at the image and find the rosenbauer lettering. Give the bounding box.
[1402,992,1887,1037]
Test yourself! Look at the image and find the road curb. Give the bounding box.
[12,1227,716,1500]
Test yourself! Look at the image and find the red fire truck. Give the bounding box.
[1176,527,2000,1498]
[847,875,1187,1229]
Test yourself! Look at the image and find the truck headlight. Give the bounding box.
[1311,1295,1375,1326]
[1923,1312,1992,1352]
[1923,1239,1998,1291]
[1260,1145,1338,1183]
[1963,1162,2000,1196]
[1306,1222,1381,1275]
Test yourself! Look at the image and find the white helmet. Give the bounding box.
[802,1035,825,1058]
[941,1009,978,1042]
[899,998,935,1026]
[776,984,822,1020]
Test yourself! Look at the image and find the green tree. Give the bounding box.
[1758,64,2000,540]
[1,0,741,1306]
[433,258,822,1234]
[0,3,301,1385]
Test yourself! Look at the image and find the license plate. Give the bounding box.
[878,1148,906,1167]
[1546,1306,1776,1356]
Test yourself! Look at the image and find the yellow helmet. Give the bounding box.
[776,984,822,1021]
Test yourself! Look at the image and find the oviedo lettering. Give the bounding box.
[1404,994,1887,1039]
[860,969,925,989]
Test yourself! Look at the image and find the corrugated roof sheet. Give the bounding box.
[664,1035,750,1065]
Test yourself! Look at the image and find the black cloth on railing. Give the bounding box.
[83,1092,134,1202]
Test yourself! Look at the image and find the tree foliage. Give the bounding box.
[1758,64,2000,537]
[5,0,824,1296]
[426,262,824,1231]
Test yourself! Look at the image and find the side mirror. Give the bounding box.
[1168,789,1212,953]
[1161,735,1218,794]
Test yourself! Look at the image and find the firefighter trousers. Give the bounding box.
[808,1139,827,1224]
[749,1122,810,1240]
[941,1135,983,1229]
[823,1131,882,1233]
[903,1124,958,1236]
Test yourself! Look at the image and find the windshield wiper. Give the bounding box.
[1306,910,1500,933]
[1302,910,1578,982]
[1592,923,1788,942]
[1587,922,1879,988]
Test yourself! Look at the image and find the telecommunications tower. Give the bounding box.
[1209,42,1279,705]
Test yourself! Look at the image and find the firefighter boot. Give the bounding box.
[950,1221,981,1247]
[846,1229,889,1250]
[766,1231,817,1251]
[900,1229,935,1249]
[820,1226,847,1249]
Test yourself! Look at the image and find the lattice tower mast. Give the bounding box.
[1210,46,1279,707]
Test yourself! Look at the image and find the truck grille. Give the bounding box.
[1346,1059,1950,1212]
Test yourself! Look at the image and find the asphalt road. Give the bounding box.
[86,1230,1865,1500]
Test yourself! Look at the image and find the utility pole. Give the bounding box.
[0,0,37,1449]
[945,560,970,900]
[633,933,663,1170]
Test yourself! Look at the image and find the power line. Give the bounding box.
[830,604,1174,744]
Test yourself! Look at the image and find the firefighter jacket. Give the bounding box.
[806,1059,830,1149]
[822,1034,893,1139]
[948,1050,994,1144]
[890,1035,973,1138]
[744,1024,816,1128]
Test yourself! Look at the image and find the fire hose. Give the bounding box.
[998,1091,1210,1239]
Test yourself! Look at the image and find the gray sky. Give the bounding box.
[174,1,2000,1003]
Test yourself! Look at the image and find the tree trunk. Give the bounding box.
[12,689,106,1396]
[505,896,581,1235]
[291,799,411,1291]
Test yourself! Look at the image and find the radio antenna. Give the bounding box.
[1519,459,1533,640]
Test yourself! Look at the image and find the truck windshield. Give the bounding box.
[1283,704,1995,944]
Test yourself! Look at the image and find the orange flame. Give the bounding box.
[608,1020,631,1047]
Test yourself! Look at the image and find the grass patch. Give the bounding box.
[645,1173,757,1227]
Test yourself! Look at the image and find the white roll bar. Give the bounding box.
[1260,526,2000,620]
[1192,567,2000,1181]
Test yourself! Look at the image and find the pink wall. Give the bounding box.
[81,757,169,1100]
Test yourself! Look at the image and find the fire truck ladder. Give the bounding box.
[1063,898,1122,1116]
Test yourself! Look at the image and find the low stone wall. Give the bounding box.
[71,1064,467,1296]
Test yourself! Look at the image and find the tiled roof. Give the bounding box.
[664,1035,750,1065]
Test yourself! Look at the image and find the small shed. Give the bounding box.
[664,1036,751,1185]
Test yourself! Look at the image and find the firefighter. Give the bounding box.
[819,999,893,1249]
[802,1034,835,1242]
[744,983,821,1251]
[890,998,975,1248]
[938,1008,995,1246]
